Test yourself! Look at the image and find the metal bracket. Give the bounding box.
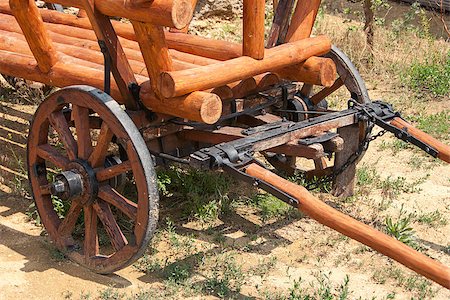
[98,40,111,95]
[298,132,339,146]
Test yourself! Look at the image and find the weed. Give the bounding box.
[416,210,448,227]
[407,111,450,140]
[249,192,297,223]
[98,287,124,300]
[287,272,351,300]
[385,212,417,248]
[201,253,244,298]
[164,263,191,284]
[133,254,163,273]
[379,139,412,154]
[250,256,277,277]
[156,166,235,223]
[404,51,450,96]
[379,175,425,200]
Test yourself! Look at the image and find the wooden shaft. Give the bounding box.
[160,36,332,98]
[132,21,173,96]
[9,0,57,73]
[255,73,280,91]
[390,117,450,163]
[286,0,321,41]
[275,57,337,87]
[42,0,194,29]
[245,163,450,288]
[243,0,265,59]
[139,81,222,124]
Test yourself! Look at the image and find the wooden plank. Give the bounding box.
[286,0,321,42]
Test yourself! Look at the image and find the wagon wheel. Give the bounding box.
[27,85,159,273]
[267,46,370,176]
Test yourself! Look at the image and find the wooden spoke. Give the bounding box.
[58,201,83,238]
[98,185,137,221]
[48,111,78,160]
[39,184,52,195]
[36,144,70,169]
[72,105,93,160]
[84,206,99,258]
[310,77,344,105]
[93,200,128,251]
[96,161,132,182]
[89,121,113,168]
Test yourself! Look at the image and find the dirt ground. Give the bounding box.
[0,93,449,299]
[1,2,449,299]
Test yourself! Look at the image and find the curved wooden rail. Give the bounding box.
[246,163,450,288]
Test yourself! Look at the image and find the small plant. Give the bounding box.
[98,287,124,300]
[164,263,191,284]
[249,192,297,223]
[287,272,351,300]
[408,111,450,141]
[385,212,417,248]
[416,210,448,227]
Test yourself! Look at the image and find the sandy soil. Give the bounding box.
[0,89,449,300]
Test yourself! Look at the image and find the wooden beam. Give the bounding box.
[267,0,296,47]
[139,81,222,124]
[9,0,57,73]
[243,0,265,59]
[160,36,332,97]
[286,0,321,41]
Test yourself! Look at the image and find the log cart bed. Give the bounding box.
[0,0,449,288]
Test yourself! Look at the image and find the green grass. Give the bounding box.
[157,166,235,223]
[407,111,450,140]
[404,51,450,97]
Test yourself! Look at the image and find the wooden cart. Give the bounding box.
[0,0,449,288]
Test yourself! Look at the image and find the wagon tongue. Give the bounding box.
[188,100,450,288]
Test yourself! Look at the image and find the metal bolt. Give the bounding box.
[51,180,66,195]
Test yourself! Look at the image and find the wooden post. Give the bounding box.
[132,21,173,96]
[243,0,265,59]
[332,124,360,197]
[160,36,332,97]
[286,0,321,42]
[9,0,57,73]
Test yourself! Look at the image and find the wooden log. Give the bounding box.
[160,36,332,98]
[390,117,450,163]
[246,163,450,289]
[42,0,194,29]
[169,0,197,33]
[210,85,234,100]
[229,78,257,99]
[132,21,173,96]
[139,81,222,124]
[286,0,321,41]
[9,0,57,73]
[243,0,265,59]
[0,50,122,100]
[255,73,280,91]
[275,57,337,87]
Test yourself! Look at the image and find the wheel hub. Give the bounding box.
[50,159,98,205]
